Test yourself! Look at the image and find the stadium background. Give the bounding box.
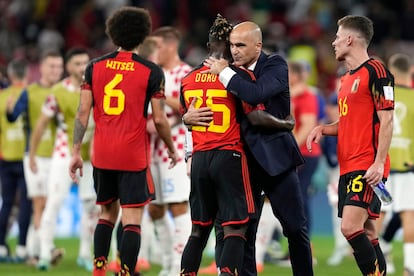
[1,0,413,238]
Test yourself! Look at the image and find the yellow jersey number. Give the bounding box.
[104,74,125,115]
[347,174,364,193]
[184,89,230,133]
[338,96,348,117]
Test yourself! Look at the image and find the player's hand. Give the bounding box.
[363,162,384,186]
[69,154,84,183]
[183,97,213,127]
[306,125,323,152]
[202,56,229,75]
[167,149,179,169]
[29,156,38,174]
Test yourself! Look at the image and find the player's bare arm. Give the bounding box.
[363,109,393,185]
[69,88,93,182]
[151,97,178,168]
[306,121,339,152]
[248,111,294,131]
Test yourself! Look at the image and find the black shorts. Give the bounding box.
[338,170,381,219]
[93,167,155,207]
[190,150,255,227]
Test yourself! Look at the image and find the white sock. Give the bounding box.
[153,214,173,272]
[79,199,99,259]
[15,245,27,258]
[138,209,153,261]
[256,202,277,264]
[170,212,191,274]
[404,243,414,272]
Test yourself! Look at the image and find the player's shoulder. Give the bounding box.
[364,58,392,79]
[181,64,204,81]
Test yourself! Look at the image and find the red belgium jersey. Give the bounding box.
[180,65,244,153]
[337,58,394,176]
[82,51,165,171]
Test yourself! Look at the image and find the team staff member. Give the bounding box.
[69,7,177,276]
[147,26,192,276]
[0,59,31,262]
[6,50,64,265]
[387,53,414,276]
[202,21,313,275]
[307,15,394,275]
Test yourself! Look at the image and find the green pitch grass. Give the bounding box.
[0,236,404,275]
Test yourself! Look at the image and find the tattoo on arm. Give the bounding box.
[73,118,87,145]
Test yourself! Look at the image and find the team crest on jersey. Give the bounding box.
[351,78,360,93]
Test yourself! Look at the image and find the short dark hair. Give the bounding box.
[7,59,28,80]
[106,7,151,50]
[208,14,233,43]
[40,49,62,62]
[152,26,181,42]
[65,47,89,64]
[337,15,374,46]
[388,53,411,73]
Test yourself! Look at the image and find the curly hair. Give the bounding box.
[106,7,151,51]
[208,14,233,43]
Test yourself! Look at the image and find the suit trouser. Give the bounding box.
[245,156,314,276]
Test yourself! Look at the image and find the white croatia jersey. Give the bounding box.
[151,62,192,164]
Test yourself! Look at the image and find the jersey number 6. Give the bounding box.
[104,73,125,115]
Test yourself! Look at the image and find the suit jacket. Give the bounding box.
[227,52,305,176]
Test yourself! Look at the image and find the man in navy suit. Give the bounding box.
[186,21,314,275]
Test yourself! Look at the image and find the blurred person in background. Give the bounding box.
[147,26,192,276]
[28,48,96,271]
[0,59,31,262]
[386,53,414,276]
[322,66,351,266]
[7,49,64,266]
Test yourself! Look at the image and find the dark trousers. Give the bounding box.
[0,161,32,246]
[297,155,320,234]
[245,155,313,276]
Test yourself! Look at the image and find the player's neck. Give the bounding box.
[39,78,54,88]
[345,49,370,71]
[118,47,139,55]
[68,75,82,89]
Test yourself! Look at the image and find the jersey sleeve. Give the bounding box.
[148,65,166,99]
[81,62,93,91]
[41,94,58,118]
[368,60,394,111]
[242,102,265,114]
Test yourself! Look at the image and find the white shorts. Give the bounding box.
[78,161,96,201]
[24,155,51,198]
[151,160,190,204]
[388,172,414,212]
[47,152,72,199]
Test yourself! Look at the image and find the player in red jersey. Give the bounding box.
[180,15,252,275]
[307,15,394,276]
[68,7,177,276]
